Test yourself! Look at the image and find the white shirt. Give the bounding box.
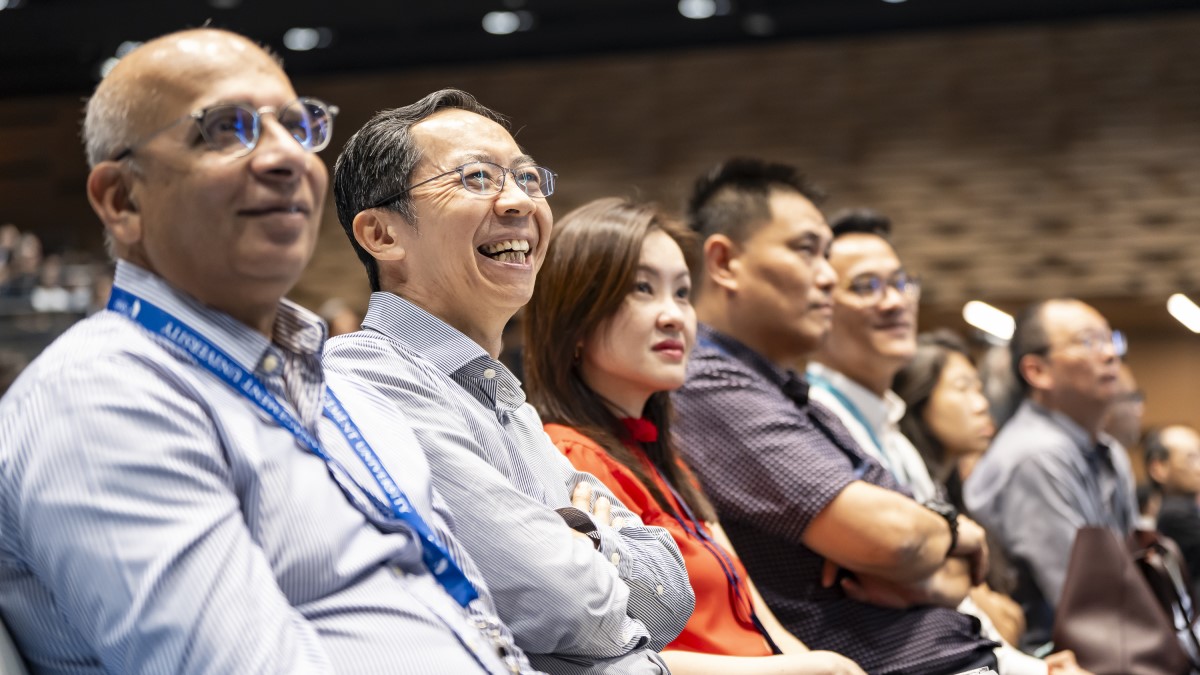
[806,362,939,503]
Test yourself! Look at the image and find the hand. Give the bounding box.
[951,515,989,586]
[780,651,867,675]
[1045,649,1095,675]
[570,482,625,533]
[969,584,1025,646]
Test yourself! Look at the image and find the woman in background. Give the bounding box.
[893,329,1025,646]
[523,197,863,675]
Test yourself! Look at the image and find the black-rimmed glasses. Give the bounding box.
[370,161,556,209]
[112,97,339,161]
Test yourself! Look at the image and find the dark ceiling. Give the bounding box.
[1,0,1198,98]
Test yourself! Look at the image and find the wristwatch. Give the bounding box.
[923,499,959,559]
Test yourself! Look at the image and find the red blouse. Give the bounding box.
[545,423,773,657]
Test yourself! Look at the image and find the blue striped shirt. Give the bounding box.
[0,261,533,675]
[324,292,695,675]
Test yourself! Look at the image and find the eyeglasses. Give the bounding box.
[844,271,921,305]
[112,97,338,161]
[369,161,557,209]
[1045,331,1124,356]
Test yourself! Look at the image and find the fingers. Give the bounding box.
[571,481,591,512]
[821,559,840,588]
[593,496,612,528]
[610,516,626,530]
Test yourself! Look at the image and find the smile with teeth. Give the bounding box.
[478,239,531,264]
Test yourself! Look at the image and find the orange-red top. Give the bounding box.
[546,423,773,657]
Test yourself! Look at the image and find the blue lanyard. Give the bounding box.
[646,461,782,655]
[805,370,898,478]
[107,287,479,608]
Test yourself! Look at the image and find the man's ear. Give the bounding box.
[87,162,141,247]
[703,234,740,294]
[1019,353,1053,393]
[352,210,407,262]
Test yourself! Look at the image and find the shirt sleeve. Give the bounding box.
[539,429,694,651]
[1000,453,1094,608]
[673,358,858,547]
[4,355,334,675]
[323,338,651,658]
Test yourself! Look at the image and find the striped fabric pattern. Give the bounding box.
[0,261,530,675]
[324,292,696,675]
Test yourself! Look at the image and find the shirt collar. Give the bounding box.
[361,291,487,374]
[112,260,326,372]
[696,323,795,391]
[1025,399,1116,455]
[361,291,525,410]
[806,362,906,431]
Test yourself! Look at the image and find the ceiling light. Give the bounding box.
[115,41,142,58]
[963,301,1015,341]
[1168,294,1200,333]
[678,0,717,20]
[882,0,908,3]
[283,27,332,51]
[482,11,521,35]
[0,0,27,10]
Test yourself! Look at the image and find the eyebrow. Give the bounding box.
[458,151,537,167]
[637,264,691,281]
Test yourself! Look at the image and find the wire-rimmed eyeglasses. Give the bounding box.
[844,270,921,305]
[369,161,557,209]
[111,97,339,161]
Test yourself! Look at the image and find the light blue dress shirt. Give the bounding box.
[0,261,533,675]
[324,292,695,674]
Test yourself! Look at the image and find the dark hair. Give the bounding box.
[1009,300,1052,394]
[893,329,973,510]
[828,207,893,241]
[333,88,507,291]
[1143,426,1172,489]
[685,157,824,248]
[524,197,714,522]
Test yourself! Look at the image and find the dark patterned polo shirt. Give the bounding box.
[673,324,997,675]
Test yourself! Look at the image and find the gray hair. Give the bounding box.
[332,88,507,292]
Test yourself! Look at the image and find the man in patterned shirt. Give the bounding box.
[672,157,1059,674]
[323,89,693,673]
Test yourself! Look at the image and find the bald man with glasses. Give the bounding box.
[0,29,536,674]
[966,298,1137,651]
[323,89,693,674]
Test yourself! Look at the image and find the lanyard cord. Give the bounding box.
[107,287,479,607]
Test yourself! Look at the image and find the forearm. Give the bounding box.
[568,468,696,650]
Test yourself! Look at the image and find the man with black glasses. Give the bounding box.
[324,90,692,674]
[966,299,1137,650]
[0,29,533,674]
[806,209,939,503]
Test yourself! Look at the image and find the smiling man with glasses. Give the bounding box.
[0,30,539,675]
[966,298,1137,651]
[323,89,692,674]
[807,209,939,502]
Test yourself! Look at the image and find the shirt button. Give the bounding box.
[610,553,620,565]
[656,585,664,596]
[483,368,497,379]
[261,354,280,373]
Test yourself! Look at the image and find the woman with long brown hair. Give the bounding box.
[524,197,863,674]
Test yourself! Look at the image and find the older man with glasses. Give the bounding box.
[966,298,1137,651]
[322,89,693,674]
[0,28,537,675]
